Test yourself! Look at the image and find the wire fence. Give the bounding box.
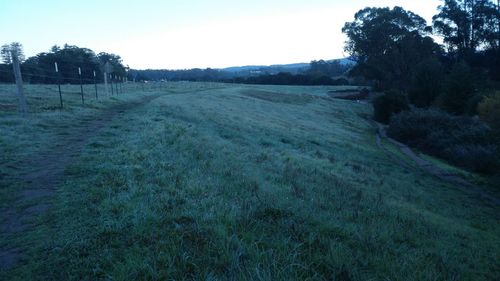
[0,65,227,114]
[0,63,161,113]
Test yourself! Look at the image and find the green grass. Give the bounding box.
[0,83,499,280]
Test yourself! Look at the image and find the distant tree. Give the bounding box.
[21,44,104,84]
[1,42,25,64]
[308,60,350,77]
[228,72,344,86]
[50,45,61,53]
[0,63,14,83]
[342,7,441,91]
[98,52,127,78]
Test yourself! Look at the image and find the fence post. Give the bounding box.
[11,49,28,115]
[55,62,63,109]
[104,62,112,95]
[110,74,114,95]
[78,67,84,104]
[94,71,98,100]
[115,75,118,94]
[104,71,109,95]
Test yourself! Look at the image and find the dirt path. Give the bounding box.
[0,93,164,270]
[375,122,500,206]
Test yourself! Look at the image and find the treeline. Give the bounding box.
[231,72,349,86]
[0,43,127,84]
[128,68,232,82]
[129,59,352,86]
[307,59,351,77]
[232,60,351,86]
[342,0,499,173]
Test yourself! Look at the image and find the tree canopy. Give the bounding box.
[0,43,127,84]
[306,60,350,77]
[1,42,25,64]
[342,6,441,90]
[433,0,500,53]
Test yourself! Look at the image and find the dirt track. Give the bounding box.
[0,93,163,270]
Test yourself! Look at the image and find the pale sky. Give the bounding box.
[0,0,441,69]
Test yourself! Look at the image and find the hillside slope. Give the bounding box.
[0,83,498,280]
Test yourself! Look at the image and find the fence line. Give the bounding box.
[1,62,227,114]
[0,63,149,113]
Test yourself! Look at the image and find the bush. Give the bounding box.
[372,91,409,124]
[388,109,497,173]
[478,92,500,138]
[444,144,498,173]
[478,92,500,176]
[464,93,484,115]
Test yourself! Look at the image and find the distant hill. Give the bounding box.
[222,62,310,74]
[222,58,354,75]
[129,57,355,81]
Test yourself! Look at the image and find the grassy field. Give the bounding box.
[0,82,499,280]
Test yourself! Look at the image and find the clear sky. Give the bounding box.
[0,0,441,69]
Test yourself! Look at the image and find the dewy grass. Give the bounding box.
[0,83,499,280]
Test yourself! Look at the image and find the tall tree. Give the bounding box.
[22,44,102,84]
[433,0,500,53]
[342,7,440,90]
[97,52,127,78]
[1,42,25,64]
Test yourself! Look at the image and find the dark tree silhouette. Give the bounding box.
[342,7,441,91]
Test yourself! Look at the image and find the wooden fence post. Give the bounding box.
[78,67,84,104]
[94,71,98,100]
[55,62,63,109]
[11,49,28,115]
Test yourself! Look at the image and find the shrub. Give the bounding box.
[464,93,484,115]
[478,92,500,176]
[372,91,409,124]
[388,109,497,173]
[444,144,498,173]
[478,92,500,138]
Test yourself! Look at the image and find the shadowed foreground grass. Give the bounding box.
[0,83,499,280]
